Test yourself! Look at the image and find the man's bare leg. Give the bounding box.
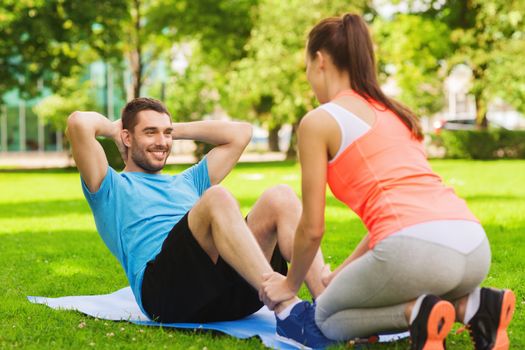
[245,185,326,299]
[187,185,275,291]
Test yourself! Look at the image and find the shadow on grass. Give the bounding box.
[162,161,297,174]
[464,194,525,202]
[0,167,78,174]
[236,195,347,209]
[0,199,90,218]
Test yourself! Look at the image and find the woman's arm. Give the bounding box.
[261,111,333,308]
[322,233,370,286]
[286,114,330,292]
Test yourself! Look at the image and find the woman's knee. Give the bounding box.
[314,308,352,341]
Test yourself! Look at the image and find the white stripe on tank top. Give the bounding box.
[319,102,371,164]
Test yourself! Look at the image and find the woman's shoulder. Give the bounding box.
[298,107,341,152]
[300,105,337,130]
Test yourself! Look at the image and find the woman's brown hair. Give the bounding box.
[307,13,423,140]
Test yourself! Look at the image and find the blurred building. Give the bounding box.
[430,64,525,131]
[0,61,130,155]
[0,88,63,152]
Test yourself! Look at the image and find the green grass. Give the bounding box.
[0,160,523,349]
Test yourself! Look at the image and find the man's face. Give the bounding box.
[126,110,173,173]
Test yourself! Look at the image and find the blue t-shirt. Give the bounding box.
[81,158,211,313]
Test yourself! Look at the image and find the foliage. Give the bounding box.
[479,5,525,114]
[373,14,452,117]
[149,1,260,159]
[33,75,97,131]
[162,44,222,160]
[450,0,525,124]
[98,138,126,170]
[223,0,370,157]
[148,0,258,68]
[0,0,128,98]
[411,0,525,125]
[164,44,217,123]
[434,130,525,159]
[119,0,177,99]
[143,0,259,105]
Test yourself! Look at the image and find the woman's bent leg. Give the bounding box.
[315,231,488,340]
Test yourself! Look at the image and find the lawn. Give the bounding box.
[0,160,523,349]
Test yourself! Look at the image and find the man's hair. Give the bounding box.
[121,97,171,132]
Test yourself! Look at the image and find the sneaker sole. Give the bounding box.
[492,289,516,350]
[422,300,455,350]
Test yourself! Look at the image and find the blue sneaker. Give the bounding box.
[276,301,335,349]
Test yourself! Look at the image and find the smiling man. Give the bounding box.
[66,97,325,323]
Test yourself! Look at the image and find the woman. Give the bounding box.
[261,13,515,350]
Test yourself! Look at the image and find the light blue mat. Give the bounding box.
[28,287,408,349]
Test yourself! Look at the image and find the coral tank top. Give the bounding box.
[326,90,478,248]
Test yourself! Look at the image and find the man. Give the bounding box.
[66,97,325,323]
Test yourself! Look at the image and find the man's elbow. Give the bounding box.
[66,111,89,137]
[66,111,82,131]
[238,122,253,146]
[66,112,78,139]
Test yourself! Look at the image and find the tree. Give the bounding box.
[164,44,217,122]
[406,0,525,126]
[27,0,257,138]
[145,0,261,159]
[0,0,127,99]
[462,0,525,122]
[124,0,176,99]
[224,0,371,158]
[141,1,259,158]
[147,0,258,69]
[33,69,97,131]
[373,14,452,117]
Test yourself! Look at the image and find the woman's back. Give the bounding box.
[323,90,478,248]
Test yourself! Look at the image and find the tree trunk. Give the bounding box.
[268,125,281,152]
[472,66,488,129]
[285,121,299,160]
[130,0,142,99]
[474,94,488,128]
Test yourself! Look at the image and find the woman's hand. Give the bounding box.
[260,272,297,310]
[321,264,335,287]
[321,264,332,287]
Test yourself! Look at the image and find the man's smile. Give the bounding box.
[149,150,168,160]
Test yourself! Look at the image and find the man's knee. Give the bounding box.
[201,185,239,213]
[263,184,300,213]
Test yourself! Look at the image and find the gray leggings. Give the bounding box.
[315,220,491,340]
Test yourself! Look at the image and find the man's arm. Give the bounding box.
[66,111,123,193]
[172,121,252,185]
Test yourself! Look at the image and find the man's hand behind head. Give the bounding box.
[112,119,127,164]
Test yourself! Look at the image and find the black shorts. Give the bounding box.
[141,212,288,323]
